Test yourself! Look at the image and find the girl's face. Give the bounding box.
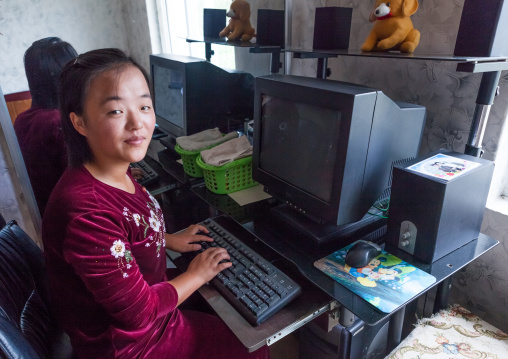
[71,65,155,168]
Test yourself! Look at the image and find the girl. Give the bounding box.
[14,37,77,215]
[42,48,269,359]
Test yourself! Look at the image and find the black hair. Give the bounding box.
[24,37,78,109]
[59,48,151,168]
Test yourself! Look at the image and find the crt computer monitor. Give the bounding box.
[150,53,255,142]
[252,74,426,244]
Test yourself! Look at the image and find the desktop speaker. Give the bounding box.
[386,151,494,264]
[313,7,352,50]
[256,9,285,47]
[203,8,226,38]
[454,0,508,57]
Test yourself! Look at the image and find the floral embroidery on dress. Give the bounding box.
[122,188,166,259]
[110,239,133,278]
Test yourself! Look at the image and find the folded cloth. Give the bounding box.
[200,135,253,166]
[176,128,239,152]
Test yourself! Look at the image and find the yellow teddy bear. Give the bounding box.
[361,0,420,53]
[219,0,256,41]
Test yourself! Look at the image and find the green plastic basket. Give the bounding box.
[174,144,205,177]
[196,155,258,194]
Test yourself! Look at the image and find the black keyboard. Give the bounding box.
[130,160,159,187]
[180,217,302,326]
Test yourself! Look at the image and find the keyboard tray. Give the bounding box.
[178,217,302,326]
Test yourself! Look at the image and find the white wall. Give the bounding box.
[0,0,128,94]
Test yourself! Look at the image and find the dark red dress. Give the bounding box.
[42,166,269,359]
[14,106,67,216]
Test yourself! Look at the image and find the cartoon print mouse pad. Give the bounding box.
[314,241,436,313]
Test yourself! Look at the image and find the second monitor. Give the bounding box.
[252,75,426,244]
[150,53,255,142]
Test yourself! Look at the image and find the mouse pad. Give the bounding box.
[314,241,436,313]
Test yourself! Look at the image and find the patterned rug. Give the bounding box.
[385,304,508,358]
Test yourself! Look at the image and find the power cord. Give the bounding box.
[368,198,390,219]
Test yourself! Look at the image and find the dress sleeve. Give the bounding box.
[63,210,178,330]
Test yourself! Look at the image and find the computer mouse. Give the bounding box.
[345,240,382,268]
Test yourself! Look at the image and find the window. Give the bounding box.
[156,0,235,69]
[486,109,508,214]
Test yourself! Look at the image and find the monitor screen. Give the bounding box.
[259,95,341,203]
[153,65,184,129]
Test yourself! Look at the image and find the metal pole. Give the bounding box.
[284,0,292,75]
[317,58,328,79]
[465,71,501,157]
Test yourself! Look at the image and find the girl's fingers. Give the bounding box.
[204,247,230,263]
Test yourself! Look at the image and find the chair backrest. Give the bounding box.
[4,91,32,125]
[0,220,73,359]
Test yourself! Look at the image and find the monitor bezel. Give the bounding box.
[252,75,379,226]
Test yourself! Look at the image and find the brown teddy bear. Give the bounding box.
[219,0,256,41]
[361,0,420,53]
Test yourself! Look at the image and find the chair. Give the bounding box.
[385,304,508,358]
[4,91,32,125]
[0,217,73,359]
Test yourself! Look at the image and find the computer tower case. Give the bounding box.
[299,316,390,359]
[386,151,494,263]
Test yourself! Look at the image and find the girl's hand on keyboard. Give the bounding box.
[165,224,213,252]
[187,247,233,284]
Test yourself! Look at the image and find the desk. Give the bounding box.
[159,172,497,355]
[150,151,498,357]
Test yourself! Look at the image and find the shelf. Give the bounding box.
[186,36,283,73]
[186,36,275,49]
[286,48,508,62]
[285,48,508,74]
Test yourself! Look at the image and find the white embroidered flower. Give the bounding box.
[123,273,129,278]
[149,212,161,232]
[151,196,161,210]
[122,211,128,216]
[133,213,141,226]
[145,243,150,247]
[123,207,128,212]
[126,264,132,269]
[110,240,126,258]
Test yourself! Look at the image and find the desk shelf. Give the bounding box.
[284,48,508,157]
[188,183,499,327]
